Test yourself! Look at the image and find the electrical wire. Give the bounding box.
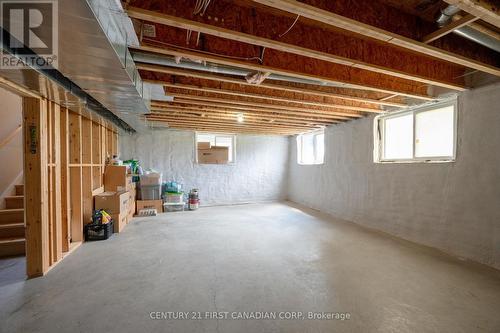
[279,15,300,38]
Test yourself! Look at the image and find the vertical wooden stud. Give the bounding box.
[23,97,49,277]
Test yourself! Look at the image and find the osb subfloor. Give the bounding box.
[1,202,500,332]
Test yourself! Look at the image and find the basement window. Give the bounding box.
[374,100,457,163]
[297,130,324,165]
[195,133,236,164]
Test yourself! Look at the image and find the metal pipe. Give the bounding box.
[131,51,340,87]
[454,26,500,53]
[436,5,500,53]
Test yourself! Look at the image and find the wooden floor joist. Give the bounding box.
[443,0,500,29]
[132,45,436,101]
[148,110,337,126]
[137,63,407,108]
[150,105,343,123]
[145,119,307,135]
[250,0,500,77]
[422,14,479,44]
[145,115,320,130]
[127,6,466,91]
[158,82,382,113]
[152,100,360,120]
[168,93,375,116]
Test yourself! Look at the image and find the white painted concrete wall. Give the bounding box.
[120,130,289,205]
[288,82,500,269]
[0,87,23,209]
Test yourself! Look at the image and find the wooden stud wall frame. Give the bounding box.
[23,97,118,278]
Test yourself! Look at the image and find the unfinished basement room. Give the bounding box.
[1,0,500,332]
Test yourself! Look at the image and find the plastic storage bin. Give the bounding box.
[84,221,114,241]
[163,203,185,212]
[140,172,162,186]
[165,192,184,203]
[140,185,161,200]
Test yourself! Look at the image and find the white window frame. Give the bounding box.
[194,132,237,164]
[374,99,458,163]
[297,130,325,165]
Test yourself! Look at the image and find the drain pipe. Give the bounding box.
[436,5,500,53]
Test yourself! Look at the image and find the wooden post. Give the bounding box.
[60,107,70,252]
[69,112,83,242]
[23,97,49,277]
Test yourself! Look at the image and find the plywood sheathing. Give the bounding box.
[128,0,470,90]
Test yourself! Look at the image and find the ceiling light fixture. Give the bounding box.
[237,113,244,123]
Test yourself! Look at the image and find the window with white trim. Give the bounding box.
[297,130,324,165]
[374,100,457,163]
[195,133,236,164]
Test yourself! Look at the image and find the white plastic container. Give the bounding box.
[163,202,185,212]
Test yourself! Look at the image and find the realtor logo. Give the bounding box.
[0,0,58,68]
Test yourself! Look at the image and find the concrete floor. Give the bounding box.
[1,202,500,333]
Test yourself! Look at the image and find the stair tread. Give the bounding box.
[5,195,24,199]
[0,237,25,244]
[0,208,24,213]
[0,223,24,228]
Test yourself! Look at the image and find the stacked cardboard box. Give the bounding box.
[94,191,130,233]
[197,142,229,164]
[104,165,133,192]
[93,165,137,233]
[136,200,163,213]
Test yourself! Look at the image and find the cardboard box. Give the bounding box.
[111,213,128,233]
[136,199,163,213]
[94,191,130,214]
[197,141,211,149]
[104,165,132,191]
[198,146,229,164]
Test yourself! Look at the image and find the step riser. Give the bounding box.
[15,185,24,196]
[0,225,25,238]
[0,240,25,257]
[5,198,24,209]
[0,211,24,224]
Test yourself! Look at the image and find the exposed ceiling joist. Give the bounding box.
[132,45,435,101]
[167,93,368,117]
[156,81,381,113]
[146,114,322,129]
[443,0,500,28]
[127,6,466,91]
[250,0,500,77]
[152,100,354,120]
[144,117,311,134]
[150,106,340,124]
[136,63,407,107]
[423,14,480,43]
[146,123,300,135]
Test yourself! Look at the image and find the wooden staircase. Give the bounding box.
[0,184,25,257]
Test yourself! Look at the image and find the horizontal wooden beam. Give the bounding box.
[132,45,435,101]
[151,105,341,124]
[152,100,352,121]
[145,118,309,134]
[128,6,466,91]
[137,63,407,108]
[251,0,500,77]
[168,93,372,116]
[454,14,500,40]
[158,81,381,113]
[145,114,320,130]
[147,122,300,135]
[444,0,500,28]
[423,14,479,43]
